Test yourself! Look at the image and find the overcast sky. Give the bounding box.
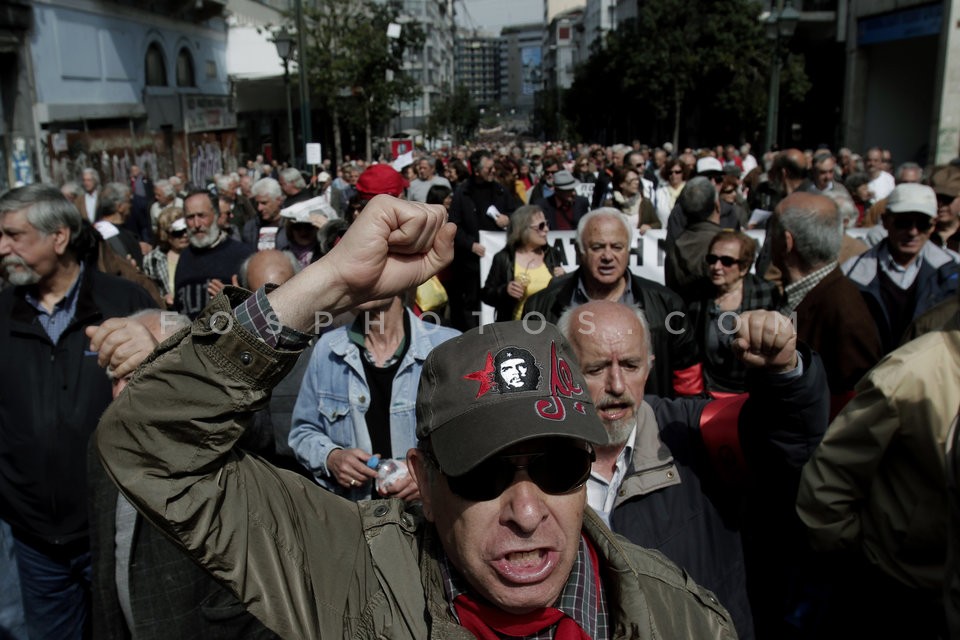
[456,0,542,35]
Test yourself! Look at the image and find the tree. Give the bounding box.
[427,85,480,146]
[564,0,809,148]
[296,0,423,164]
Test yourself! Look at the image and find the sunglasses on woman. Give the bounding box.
[705,254,741,267]
[169,228,188,238]
[529,221,548,231]
[434,441,595,502]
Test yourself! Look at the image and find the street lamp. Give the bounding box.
[273,27,296,164]
[763,1,801,151]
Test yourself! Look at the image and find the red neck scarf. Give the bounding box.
[453,537,599,640]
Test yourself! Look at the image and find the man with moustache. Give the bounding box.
[173,189,253,319]
[0,185,154,639]
[560,301,829,639]
[93,195,736,639]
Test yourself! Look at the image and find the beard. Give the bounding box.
[595,392,637,447]
[2,256,41,286]
[188,218,221,249]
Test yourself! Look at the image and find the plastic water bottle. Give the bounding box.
[366,456,408,493]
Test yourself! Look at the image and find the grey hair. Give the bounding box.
[214,174,232,194]
[820,189,858,227]
[61,181,82,198]
[506,204,545,249]
[251,177,282,200]
[575,208,633,253]
[96,182,130,220]
[677,176,717,222]
[236,249,302,289]
[771,196,843,267]
[0,183,82,237]
[154,179,175,200]
[557,303,653,364]
[168,176,183,189]
[895,162,923,181]
[280,167,306,189]
[82,168,100,187]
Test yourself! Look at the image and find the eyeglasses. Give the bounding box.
[529,221,548,231]
[708,175,724,184]
[438,442,595,502]
[720,189,736,195]
[705,254,741,267]
[544,170,558,176]
[670,169,684,175]
[169,229,188,238]
[892,215,933,232]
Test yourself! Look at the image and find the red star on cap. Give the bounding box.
[463,352,496,398]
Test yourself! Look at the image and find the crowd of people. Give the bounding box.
[0,135,959,640]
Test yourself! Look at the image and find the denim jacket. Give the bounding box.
[289,310,458,497]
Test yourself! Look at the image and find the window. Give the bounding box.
[145,43,167,86]
[176,48,196,87]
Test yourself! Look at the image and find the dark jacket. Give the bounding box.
[687,274,781,394]
[523,272,702,397]
[0,268,155,544]
[665,219,724,303]
[612,343,829,639]
[540,194,590,230]
[448,178,515,274]
[480,246,565,320]
[843,241,960,352]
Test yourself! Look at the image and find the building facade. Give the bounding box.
[455,30,502,107]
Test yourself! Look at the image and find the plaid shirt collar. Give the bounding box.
[439,534,608,639]
[782,261,836,314]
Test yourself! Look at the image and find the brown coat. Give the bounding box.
[793,267,882,416]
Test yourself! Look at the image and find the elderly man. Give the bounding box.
[244,177,289,250]
[664,176,723,302]
[560,300,829,639]
[770,192,882,416]
[407,157,451,203]
[94,182,144,268]
[540,170,589,231]
[149,179,183,231]
[0,185,155,639]
[93,195,735,639]
[843,183,960,353]
[811,151,844,194]
[173,189,253,319]
[930,164,960,253]
[525,209,703,397]
[79,167,101,223]
[866,146,896,203]
[279,167,313,207]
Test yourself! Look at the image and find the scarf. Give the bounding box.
[453,536,600,639]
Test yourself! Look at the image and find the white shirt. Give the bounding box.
[868,171,895,203]
[84,191,98,222]
[586,427,637,527]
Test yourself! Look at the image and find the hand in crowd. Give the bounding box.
[551,266,566,277]
[378,470,420,502]
[471,242,486,257]
[207,278,227,298]
[506,279,526,299]
[326,448,379,489]
[494,213,510,229]
[85,318,160,380]
[732,310,798,373]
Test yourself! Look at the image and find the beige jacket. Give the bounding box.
[797,313,960,590]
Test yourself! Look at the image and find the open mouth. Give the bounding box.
[492,549,557,585]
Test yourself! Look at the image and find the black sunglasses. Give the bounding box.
[439,442,595,502]
[529,221,548,231]
[892,215,933,232]
[169,229,188,238]
[705,254,741,267]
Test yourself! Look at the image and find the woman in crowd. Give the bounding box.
[719,175,751,229]
[142,206,188,307]
[612,166,660,234]
[688,230,780,395]
[845,172,872,226]
[481,204,565,321]
[572,154,596,183]
[445,159,470,189]
[655,158,690,227]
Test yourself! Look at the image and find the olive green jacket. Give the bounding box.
[96,291,736,640]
